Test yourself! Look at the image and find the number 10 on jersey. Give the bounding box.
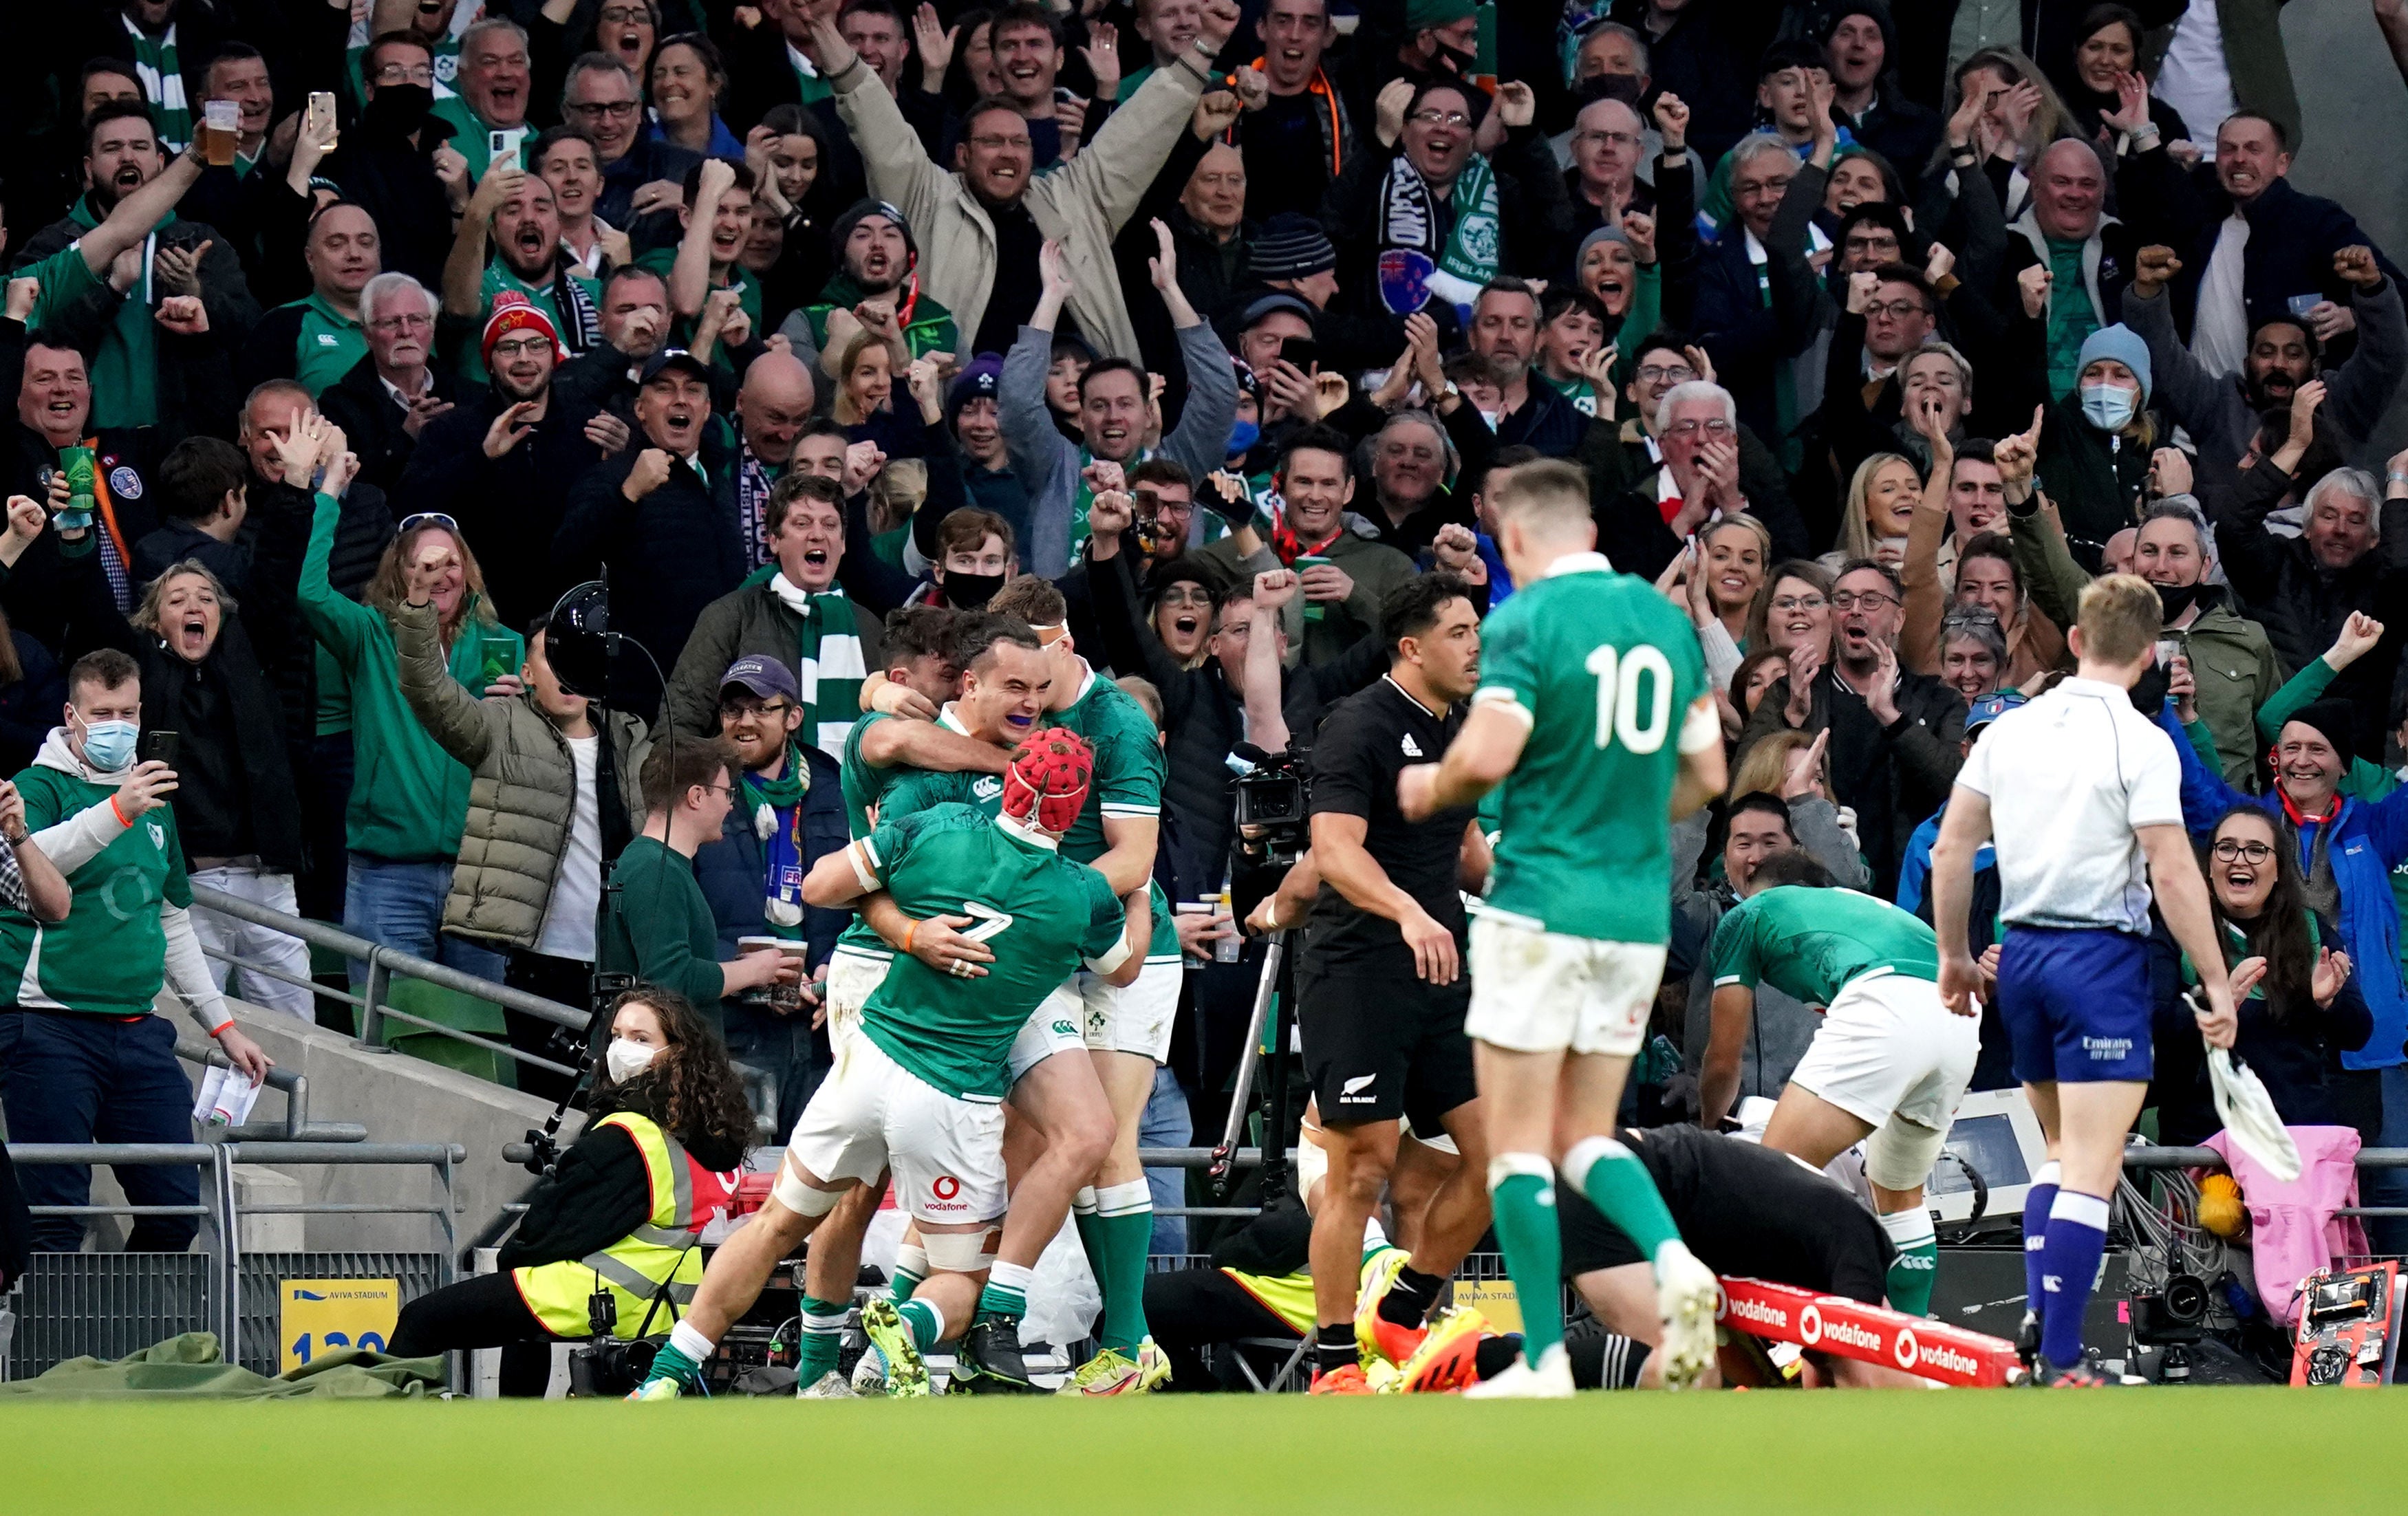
[1585,643,1674,752]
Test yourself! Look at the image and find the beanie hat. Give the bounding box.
[2076,324,2153,406]
[1576,224,1629,268]
[829,198,917,264]
[2284,700,2357,773]
[1002,727,1094,834]
[947,352,1004,424]
[1405,0,1478,31]
[482,290,562,367]
[1251,213,1337,281]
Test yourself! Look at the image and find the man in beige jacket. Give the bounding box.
[813,1,1243,361]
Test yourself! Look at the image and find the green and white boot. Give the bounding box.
[859,1299,930,1398]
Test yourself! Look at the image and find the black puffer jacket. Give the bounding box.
[496,1085,749,1270]
[132,616,306,872]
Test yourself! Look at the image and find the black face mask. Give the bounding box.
[945,571,1004,610]
[1433,41,1479,78]
[1576,73,1646,109]
[365,83,433,133]
[2155,581,2205,622]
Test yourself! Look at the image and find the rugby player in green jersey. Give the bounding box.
[1397,459,1726,1396]
[1704,852,1979,1316]
[632,730,1143,1398]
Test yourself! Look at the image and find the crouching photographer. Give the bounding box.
[389,987,752,1393]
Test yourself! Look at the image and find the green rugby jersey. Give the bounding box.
[833,709,1006,961]
[854,805,1129,1099]
[1710,885,1941,1006]
[0,767,189,1015]
[1473,552,1715,946]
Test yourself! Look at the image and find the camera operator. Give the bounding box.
[387,987,752,1394]
[1277,574,1496,1393]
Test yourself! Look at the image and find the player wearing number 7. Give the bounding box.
[1397,460,1726,1397]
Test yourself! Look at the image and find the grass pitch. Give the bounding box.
[2,1387,2398,1514]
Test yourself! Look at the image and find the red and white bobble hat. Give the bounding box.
[1002,727,1093,834]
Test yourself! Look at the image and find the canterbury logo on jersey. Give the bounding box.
[973,776,1003,800]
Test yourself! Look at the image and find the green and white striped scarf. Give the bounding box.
[768,574,868,760]
[125,18,192,151]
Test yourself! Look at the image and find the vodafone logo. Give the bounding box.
[1798,1303,1822,1346]
[1893,1327,1920,1371]
[1917,1339,1984,1378]
[1723,1297,1789,1332]
[932,1176,961,1200]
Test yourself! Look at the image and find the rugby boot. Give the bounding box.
[1461,1344,1575,1400]
[954,1316,1044,1394]
[1308,1363,1375,1395]
[859,1299,931,1397]
[1653,1241,1721,1392]
[1395,1307,1490,1394]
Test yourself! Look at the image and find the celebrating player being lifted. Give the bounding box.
[631,730,1143,1398]
[1700,852,1979,1317]
[1399,460,1726,1397]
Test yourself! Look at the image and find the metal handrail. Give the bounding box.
[186,883,590,1079]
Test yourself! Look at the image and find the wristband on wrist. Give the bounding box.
[210,1019,235,1038]
[903,918,920,956]
[109,796,132,828]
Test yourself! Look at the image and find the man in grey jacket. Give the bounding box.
[1001,228,1239,579]
[1672,785,1869,1113]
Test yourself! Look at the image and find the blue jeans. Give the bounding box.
[343,857,507,990]
[0,1011,200,1251]
[1141,1064,1192,1257]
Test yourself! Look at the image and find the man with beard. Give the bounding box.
[561,52,702,234]
[442,162,603,385]
[397,294,625,627]
[1741,559,1966,897]
[428,17,535,182]
[324,31,465,290]
[1466,279,1582,458]
[15,105,255,434]
[2125,243,2406,508]
[235,202,380,398]
[791,200,959,378]
[319,272,464,496]
[819,3,1240,367]
[1002,235,1236,578]
[661,471,886,756]
[555,348,745,694]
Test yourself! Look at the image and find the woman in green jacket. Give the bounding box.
[288,421,524,1015]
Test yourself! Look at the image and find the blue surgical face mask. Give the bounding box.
[78,717,138,772]
[2080,382,2137,432]
[1225,419,1260,458]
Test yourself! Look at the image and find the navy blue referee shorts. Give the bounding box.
[1995,925,2153,1085]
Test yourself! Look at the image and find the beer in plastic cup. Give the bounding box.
[202,100,240,167]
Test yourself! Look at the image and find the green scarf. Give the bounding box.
[125,19,192,149]
[762,570,867,760]
[740,742,809,935]
[1417,153,1501,314]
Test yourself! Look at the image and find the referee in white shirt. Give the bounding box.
[1930,570,2238,1387]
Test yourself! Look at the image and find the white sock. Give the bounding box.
[1880,1207,1937,1250]
[668,1319,716,1364]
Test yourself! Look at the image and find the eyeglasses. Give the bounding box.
[2211,839,2275,863]
[397,511,459,535]
[968,133,1031,151]
[372,63,437,85]
[1408,109,1471,129]
[596,4,653,23]
[1829,589,1899,611]
[1157,586,1214,609]
[1635,363,1695,384]
[489,336,552,359]
[568,99,643,120]
[1864,299,1931,321]
[721,698,795,720]
[1573,130,1640,149]
[369,312,432,333]
[1770,594,1827,613]
[1664,419,1735,438]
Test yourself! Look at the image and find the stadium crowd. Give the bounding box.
[3,0,2408,1396]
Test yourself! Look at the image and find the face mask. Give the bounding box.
[1434,41,1479,77]
[945,571,1004,610]
[1225,419,1260,458]
[78,717,138,772]
[605,1037,657,1085]
[2155,581,2204,622]
[2079,382,2137,432]
[365,83,433,133]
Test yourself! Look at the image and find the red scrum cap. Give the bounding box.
[1003,727,1093,834]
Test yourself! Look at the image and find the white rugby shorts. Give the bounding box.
[1785,971,1979,1191]
[1467,913,1664,1057]
[785,1032,1007,1226]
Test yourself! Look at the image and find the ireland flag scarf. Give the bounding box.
[1377,151,1499,322]
[766,572,868,759]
